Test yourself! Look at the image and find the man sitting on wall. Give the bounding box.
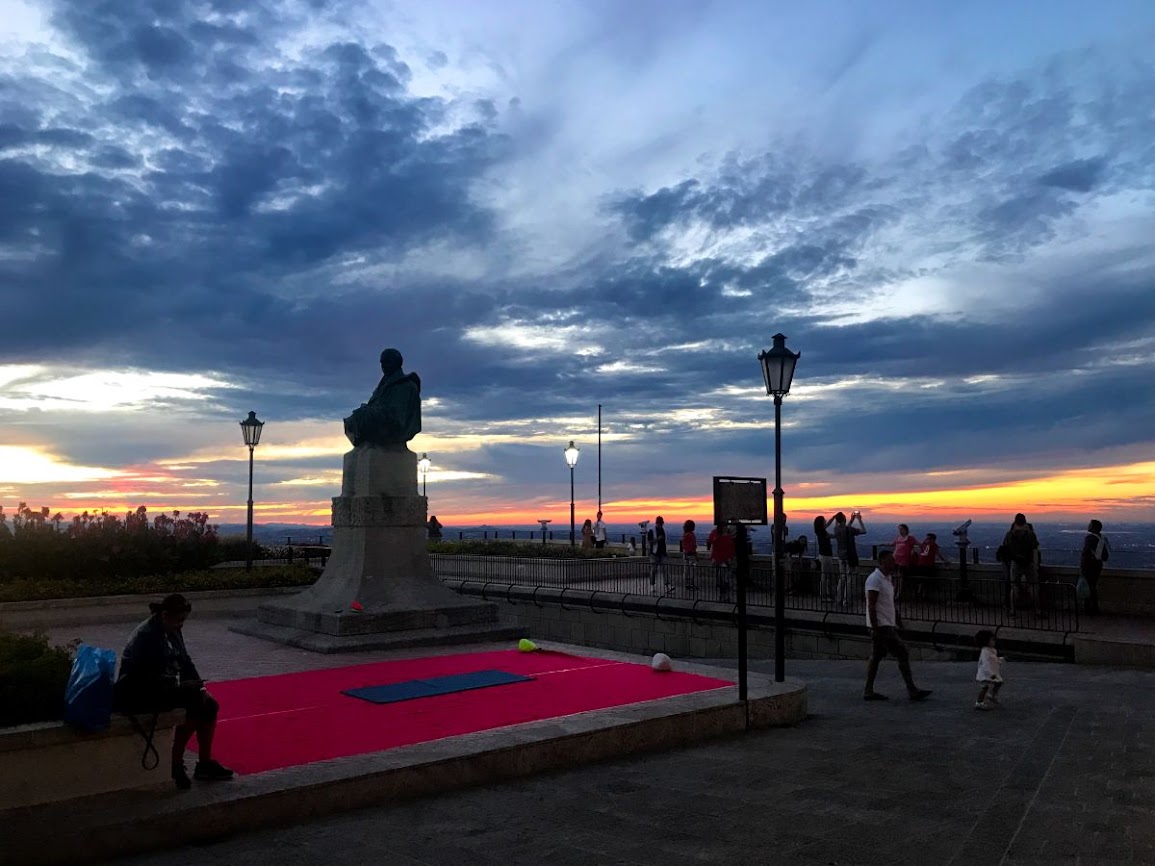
[114,594,235,790]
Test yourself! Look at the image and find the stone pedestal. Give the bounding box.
[233,445,514,652]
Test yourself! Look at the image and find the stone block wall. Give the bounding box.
[503,601,968,663]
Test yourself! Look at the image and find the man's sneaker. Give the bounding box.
[985,695,1000,706]
[863,691,889,701]
[172,762,192,791]
[909,689,933,701]
[193,759,235,782]
[974,701,991,711]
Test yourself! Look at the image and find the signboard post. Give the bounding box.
[713,476,768,702]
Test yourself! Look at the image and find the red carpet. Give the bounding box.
[195,650,730,775]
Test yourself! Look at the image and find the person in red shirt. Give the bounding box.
[914,532,949,598]
[707,523,735,597]
[891,524,919,598]
[681,520,699,591]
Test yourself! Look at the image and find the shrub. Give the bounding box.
[0,629,73,727]
[0,565,317,604]
[0,504,227,582]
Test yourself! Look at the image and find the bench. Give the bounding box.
[0,712,183,810]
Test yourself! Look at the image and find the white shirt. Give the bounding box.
[864,567,897,628]
[594,520,607,542]
[977,646,1003,682]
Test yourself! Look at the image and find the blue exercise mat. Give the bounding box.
[343,669,534,704]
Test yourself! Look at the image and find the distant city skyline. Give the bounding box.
[2,1,1154,525]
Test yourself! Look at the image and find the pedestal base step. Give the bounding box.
[230,619,523,654]
[256,598,500,636]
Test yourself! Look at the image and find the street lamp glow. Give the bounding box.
[417,452,431,497]
[239,411,265,572]
[757,333,799,686]
[564,440,580,547]
[564,441,580,469]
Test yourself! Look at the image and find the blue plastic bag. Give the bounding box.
[1076,576,1091,601]
[63,644,117,732]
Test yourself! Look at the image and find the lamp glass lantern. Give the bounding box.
[563,441,580,468]
[240,411,265,448]
[757,333,800,397]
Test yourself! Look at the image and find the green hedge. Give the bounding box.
[0,565,317,604]
[0,630,73,727]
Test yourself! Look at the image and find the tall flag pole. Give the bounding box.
[597,404,602,513]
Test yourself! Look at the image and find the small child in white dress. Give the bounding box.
[974,629,1005,711]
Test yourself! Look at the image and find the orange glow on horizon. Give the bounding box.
[6,460,1154,528]
[433,460,1155,525]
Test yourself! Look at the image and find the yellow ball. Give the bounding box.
[518,638,538,653]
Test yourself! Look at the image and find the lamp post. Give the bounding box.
[417,452,431,498]
[239,411,265,572]
[564,441,580,547]
[758,333,800,684]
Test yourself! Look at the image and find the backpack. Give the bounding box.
[63,644,117,732]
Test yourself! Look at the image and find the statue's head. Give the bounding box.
[380,348,403,374]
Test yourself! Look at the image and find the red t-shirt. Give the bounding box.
[893,534,918,566]
[681,531,698,555]
[709,531,734,563]
[918,541,939,566]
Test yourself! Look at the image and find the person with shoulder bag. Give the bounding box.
[1079,519,1110,615]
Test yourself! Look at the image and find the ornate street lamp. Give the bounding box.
[239,411,265,572]
[564,441,580,547]
[758,333,800,683]
[417,452,431,498]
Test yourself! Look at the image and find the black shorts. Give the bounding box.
[869,626,910,663]
[115,681,218,722]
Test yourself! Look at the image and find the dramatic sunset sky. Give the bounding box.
[2,1,1154,529]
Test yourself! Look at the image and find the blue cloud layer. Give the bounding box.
[2,0,1155,514]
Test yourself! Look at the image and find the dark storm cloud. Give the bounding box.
[1039,157,1107,192]
[0,0,510,378]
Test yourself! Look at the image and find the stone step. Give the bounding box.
[229,619,524,653]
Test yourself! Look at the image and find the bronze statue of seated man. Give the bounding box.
[344,348,422,448]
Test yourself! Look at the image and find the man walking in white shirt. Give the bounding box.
[864,550,932,702]
[593,511,607,550]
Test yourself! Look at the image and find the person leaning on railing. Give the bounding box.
[1002,514,1041,617]
[707,523,734,596]
[1079,519,1110,615]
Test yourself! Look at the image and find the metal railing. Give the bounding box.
[431,554,1079,633]
[443,529,638,546]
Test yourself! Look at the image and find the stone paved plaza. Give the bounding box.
[55,613,1153,866]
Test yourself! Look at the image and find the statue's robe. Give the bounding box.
[343,370,421,447]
